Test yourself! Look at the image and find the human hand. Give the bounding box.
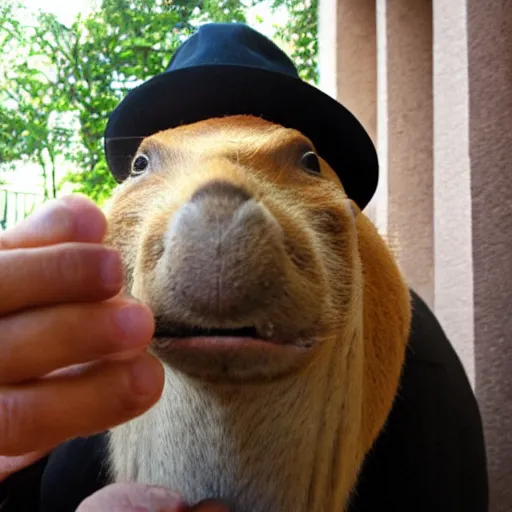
[0,195,164,480]
[76,483,229,512]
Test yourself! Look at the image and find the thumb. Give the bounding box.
[76,483,188,511]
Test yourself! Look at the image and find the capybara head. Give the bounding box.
[104,115,411,511]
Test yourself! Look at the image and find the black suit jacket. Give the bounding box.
[0,291,489,511]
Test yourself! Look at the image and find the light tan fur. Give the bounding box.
[103,116,411,511]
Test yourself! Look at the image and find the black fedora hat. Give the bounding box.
[104,23,378,210]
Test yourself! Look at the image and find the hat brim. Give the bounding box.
[104,65,378,210]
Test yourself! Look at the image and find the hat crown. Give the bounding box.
[166,23,299,78]
[104,22,379,210]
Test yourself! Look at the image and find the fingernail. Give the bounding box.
[41,200,73,232]
[114,304,154,346]
[101,250,124,290]
[129,356,162,400]
[61,195,106,241]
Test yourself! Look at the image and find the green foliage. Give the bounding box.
[0,1,73,198]
[269,0,318,84]
[190,0,248,23]
[17,1,205,204]
[1,0,319,204]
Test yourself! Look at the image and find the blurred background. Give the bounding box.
[1,0,511,510]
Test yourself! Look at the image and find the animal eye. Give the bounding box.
[300,151,321,175]
[131,154,150,176]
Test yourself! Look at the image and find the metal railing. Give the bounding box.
[0,189,45,231]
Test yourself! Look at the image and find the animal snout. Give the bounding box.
[156,179,287,324]
[190,180,252,208]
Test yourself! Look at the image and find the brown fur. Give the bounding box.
[103,115,411,511]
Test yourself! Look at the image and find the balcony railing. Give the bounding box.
[0,189,45,231]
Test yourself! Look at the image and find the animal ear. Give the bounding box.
[356,212,411,452]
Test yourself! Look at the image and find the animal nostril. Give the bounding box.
[190,180,252,204]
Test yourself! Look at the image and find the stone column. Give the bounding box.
[335,0,377,145]
[318,0,378,224]
[432,0,475,385]
[319,0,435,305]
[317,0,338,100]
[467,1,512,509]
[378,0,435,309]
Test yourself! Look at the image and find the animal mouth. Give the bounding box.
[152,320,282,350]
[151,319,314,378]
[154,324,262,340]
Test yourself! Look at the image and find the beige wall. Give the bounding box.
[318,0,512,510]
[433,0,476,394]
[467,2,512,511]
[382,0,435,310]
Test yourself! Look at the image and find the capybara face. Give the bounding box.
[104,115,361,381]
[105,115,411,510]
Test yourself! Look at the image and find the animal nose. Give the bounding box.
[190,180,252,205]
[159,179,285,322]
[187,180,252,227]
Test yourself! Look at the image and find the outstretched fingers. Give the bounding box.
[0,353,164,457]
[0,297,155,384]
